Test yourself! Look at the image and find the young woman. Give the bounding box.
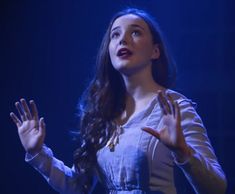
[10,8,227,194]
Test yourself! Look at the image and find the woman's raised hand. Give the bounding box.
[142,91,192,161]
[10,99,46,155]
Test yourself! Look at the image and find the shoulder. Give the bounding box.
[166,89,200,121]
[166,89,197,108]
[166,89,203,126]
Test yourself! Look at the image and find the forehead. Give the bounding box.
[111,14,149,30]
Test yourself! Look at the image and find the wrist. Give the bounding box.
[173,145,193,163]
[27,146,42,156]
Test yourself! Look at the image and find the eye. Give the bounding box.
[132,30,141,36]
[111,31,120,39]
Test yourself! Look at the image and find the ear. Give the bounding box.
[151,44,160,60]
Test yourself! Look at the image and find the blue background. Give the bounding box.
[1,0,234,193]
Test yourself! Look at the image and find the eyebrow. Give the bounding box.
[111,24,145,32]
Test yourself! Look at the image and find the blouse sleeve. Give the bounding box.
[25,145,96,194]
[174,99,227,194]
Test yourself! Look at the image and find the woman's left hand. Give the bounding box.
[142,91,192,161]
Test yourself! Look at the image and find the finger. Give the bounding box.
[30,100,39,121]
[161,92,172,114]
[10,112,22,128]
[20,99,32,120]
[158,92,171,115]
[39,117,46,137]
[158,92,167,115]
[174,101,181,122]
[167,94,175,116]
[15,101,27,121]
[141,127,160,139]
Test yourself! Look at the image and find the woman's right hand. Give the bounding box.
[10,99,46,155]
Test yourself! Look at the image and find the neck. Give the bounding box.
[122,69,164,102]
[116,73,163,125]
[116,66,166,125]
[117,68,164,123]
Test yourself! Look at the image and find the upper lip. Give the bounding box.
[117,48,133,56]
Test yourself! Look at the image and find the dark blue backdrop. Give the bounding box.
[1,0,234,193]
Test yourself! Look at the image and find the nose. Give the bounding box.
[119,32,129,45]
[119,39,127,45]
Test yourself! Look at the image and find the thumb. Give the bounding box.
[141,127,160,139]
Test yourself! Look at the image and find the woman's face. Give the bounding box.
[109,14,160,76]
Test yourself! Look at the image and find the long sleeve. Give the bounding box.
[25,145,90,194]
[175,99,227,194]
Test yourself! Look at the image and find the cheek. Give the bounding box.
[137,41,155,57]
[108,43,116,59]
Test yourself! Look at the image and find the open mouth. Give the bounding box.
[117,48,133,58]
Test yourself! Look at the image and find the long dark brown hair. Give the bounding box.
[73,8,176,193]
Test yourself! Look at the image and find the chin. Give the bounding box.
[115,66,143,77]
[113,63,134,74]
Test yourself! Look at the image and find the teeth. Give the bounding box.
[118,49,131,56]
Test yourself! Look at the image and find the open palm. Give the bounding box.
[10,99,45,155]
[142,91,187,152]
